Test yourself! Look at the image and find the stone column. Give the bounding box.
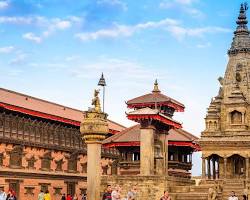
[202,157,206,179]
[224,157,227,179]
[86,142,102,199]
[140,126,155,175]
[80,89,109,200]
[207,157,211,179]
[246,157,249,180]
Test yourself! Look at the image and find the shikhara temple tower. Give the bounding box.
[200,3,250,181]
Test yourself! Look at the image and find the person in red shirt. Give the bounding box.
[66,194,72,200]
[102,185,112,200]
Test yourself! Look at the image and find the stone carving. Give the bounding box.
[80,89,109,143]
[208,187,217,200]
[231,110,242,124]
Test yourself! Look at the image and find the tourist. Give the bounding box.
[38,190,44,200]
[7,193,16,200]
[160,191,171,200]
[81,193,87,200]
[228,191,238,200]
[44,190,51,200]
[61,193,66,200]
[243,194,248,200]
[66,194,72,200]
[0,188,7,200]
[127,185,137,200]
[102,184,112,200]
[73,194,78,200]
[111,185,121,200]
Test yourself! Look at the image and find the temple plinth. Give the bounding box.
[80,89,109,200]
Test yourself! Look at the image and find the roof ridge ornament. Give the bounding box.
[152,79,161,93]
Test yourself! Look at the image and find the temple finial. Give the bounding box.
[152,79,161,93]
[234,2,249,35]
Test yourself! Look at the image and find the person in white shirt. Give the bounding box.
[0,188,7,200]
[111,185,121,200]
[228,191,238,200]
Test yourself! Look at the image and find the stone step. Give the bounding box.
[171,193,208,200]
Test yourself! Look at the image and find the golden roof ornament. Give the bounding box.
[152,79,161,93]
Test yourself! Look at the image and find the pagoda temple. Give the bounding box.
[103,81,199,178]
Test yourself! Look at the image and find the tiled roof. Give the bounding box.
[127,92,185,108]
[0,88,126,132]
[103,124,198,144]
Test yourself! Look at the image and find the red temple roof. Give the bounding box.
[126,81,185,112]
[103,124,200,151]
[0,88,126,133]
[127,107,182,129]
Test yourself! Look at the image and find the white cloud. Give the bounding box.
[75,18,179,41]
[23,32,42,43]
[0,46,14,53]
[75,18,230,42]
[0,16,33,24]
[0,0,9,9]
[167,26,231,41]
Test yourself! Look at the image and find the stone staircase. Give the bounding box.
[169,179,247,200]
[222,179,245,200]
[169,180,224,200]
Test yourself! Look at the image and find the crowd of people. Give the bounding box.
[0,189,17,200]
[102,185,137,200]
[102,185,171,200]
[38,191,86,200]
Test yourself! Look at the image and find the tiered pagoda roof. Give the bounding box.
[103,124,200,151]
[126,80,183,130]
[126,80,185,112]
[0,88,126,134]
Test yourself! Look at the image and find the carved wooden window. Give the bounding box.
[24,187,34,195]
[40,152,52,171]
[11,116,18,138]
[231,110,242,124]
[111,160,118,175]
[26,156,36,169]
[39,183,50,193]
[55,159,64,171]
[81,163,87,173]
[67,182,75,196]
[9,146,23,168]
[0,113,3,137]
[17,118,24,140]
[67,152,78,172]
[53,187,62,195]
[4,115,10,137]
[0,153,3,166]
[102,165,108,175]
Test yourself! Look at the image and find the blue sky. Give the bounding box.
[0,0,246,175]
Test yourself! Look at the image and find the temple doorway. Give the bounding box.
[229,154,245,178]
